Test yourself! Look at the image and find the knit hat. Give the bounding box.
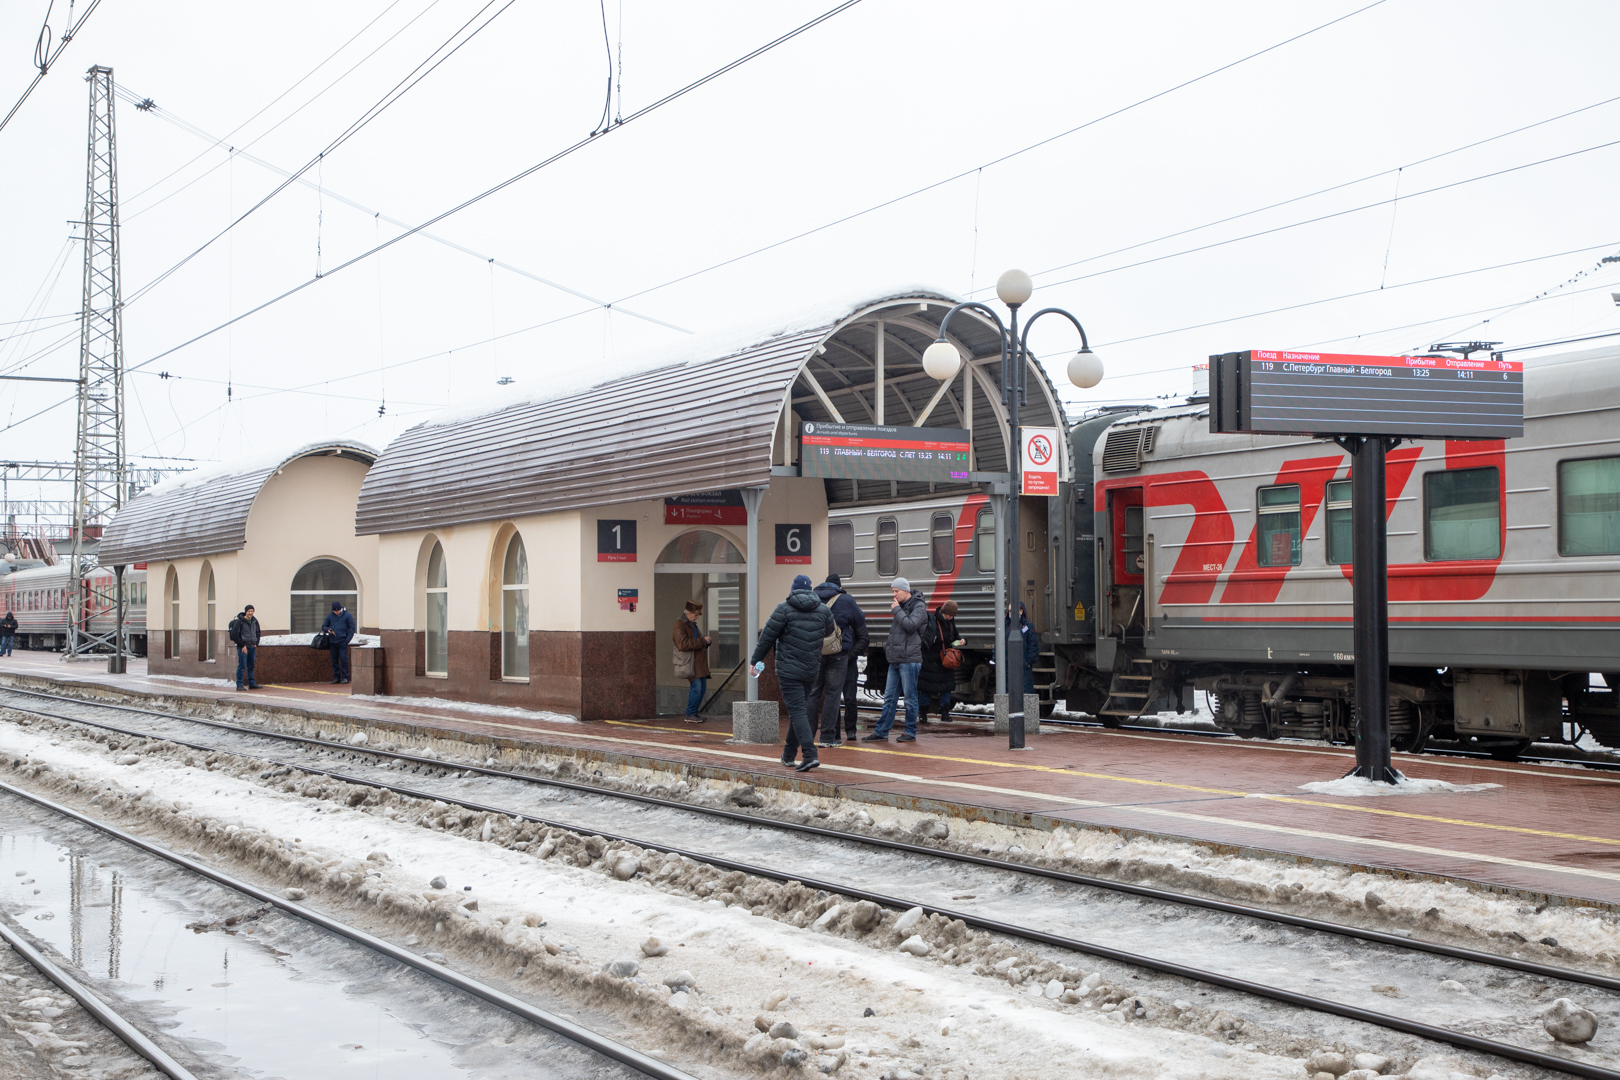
[890,577,911,593]
[791,574,813,591]
[939,600,958,616]
[823,572,841,586]
[684,599,703,614]
[331,601,344,611]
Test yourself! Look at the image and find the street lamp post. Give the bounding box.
[926,271,1103,750]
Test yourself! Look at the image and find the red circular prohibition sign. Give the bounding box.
[1027,433,1053,466]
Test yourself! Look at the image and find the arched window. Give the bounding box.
[425,541,448,677]
[501,534,528,679]
[291,559,358,633]
[166,568,179,658]
[202,565,216,661]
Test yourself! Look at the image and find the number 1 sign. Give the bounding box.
[597,519,637,562]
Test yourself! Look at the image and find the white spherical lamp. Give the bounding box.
[995,268,1033,307]
[922,340,962,381]
[1067,348,1103,389]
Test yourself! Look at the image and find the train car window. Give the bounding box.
[975,509,996,573]
[292,559,359,633]
[1558,457,1620,556]
[425,541,449,676]
[930,513,955,574]
[1425,467,1501,561]
[501,534,530,679]
[1256,484,1303,567]
[1324,480,1352,565]
[827,522,855,579]
[876,518,898,578]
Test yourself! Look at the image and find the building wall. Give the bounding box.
[147,455,379,680]
[365,476,830,721]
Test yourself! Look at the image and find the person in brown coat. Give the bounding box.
[673,599,712,724]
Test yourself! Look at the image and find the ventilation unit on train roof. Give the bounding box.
[1100,426,1157,473]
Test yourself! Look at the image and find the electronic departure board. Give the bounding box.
[800,422,972,483]
[1209,349,1524,440]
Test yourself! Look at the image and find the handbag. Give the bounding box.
[936,615,964,670]
[312,631,333,650]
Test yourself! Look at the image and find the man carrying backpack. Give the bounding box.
[749,573,833,773]
[812,572,866,747]
[228,604,262,691]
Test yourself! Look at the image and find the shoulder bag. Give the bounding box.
[937,615,964,670]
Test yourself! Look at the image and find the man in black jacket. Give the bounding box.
[863,577,929,743]
[228,604,262,691]
[749,574,833,773]
[0,610,16,657]
[812,573,866,747]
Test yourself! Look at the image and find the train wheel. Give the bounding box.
[1487,738,1533,761]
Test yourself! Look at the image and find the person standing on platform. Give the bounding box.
[812,572,865,748]
[1007,601,1039,695]
[0,610,15,656]
[917,600,961,724]
[749,573,833,773]
[228,604,262,691]
[322,601,356,684]
[864,577,928,743]
[839,583,870,741]
[673,599,712,724]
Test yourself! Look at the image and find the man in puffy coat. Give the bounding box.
[864,577,929,743]
[322,601,356,684]
[228,604,262,691]
[811,573,866,748]
[750,573,833,773]
[0,610,16,656]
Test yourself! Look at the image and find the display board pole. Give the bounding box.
[1005,305,1025,750]
[1348,436,1399,783]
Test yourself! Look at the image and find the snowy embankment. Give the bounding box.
[0,710,1610,1079]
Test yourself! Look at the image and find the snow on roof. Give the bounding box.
[139,439,379,499]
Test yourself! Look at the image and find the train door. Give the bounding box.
[1106,486,1145,641]
[1019,495,1050,632]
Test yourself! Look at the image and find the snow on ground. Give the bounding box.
[257,634,380,648]
[0,718,1532,1080]
[1297,776,1502,798]
[147,675,236,690]
[362,696,579,724]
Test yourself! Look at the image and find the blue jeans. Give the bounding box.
[876,662,921,737]
[685,677,707,716]
[0,635,12,656]
[235,646,256,688]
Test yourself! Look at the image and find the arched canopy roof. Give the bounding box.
[355,290,1069,536]
[99,441,378,566]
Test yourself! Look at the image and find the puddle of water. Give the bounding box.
[0,827,463,1078]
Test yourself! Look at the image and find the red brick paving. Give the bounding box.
[3,652,1618,906]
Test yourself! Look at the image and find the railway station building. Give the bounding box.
[351,289,1068,720]
[99,442,381,683]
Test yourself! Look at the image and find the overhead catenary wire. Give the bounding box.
[0,0,104,136]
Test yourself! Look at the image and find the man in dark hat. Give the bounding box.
[750,573,833,772]
[321,600,357,684]
[673,598,712,724]
[812,571,866,747]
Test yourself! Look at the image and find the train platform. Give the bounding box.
[2,651,1619,910]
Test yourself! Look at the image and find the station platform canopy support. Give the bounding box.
[352,290,1071,722]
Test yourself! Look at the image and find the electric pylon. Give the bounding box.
[66,65,127,660]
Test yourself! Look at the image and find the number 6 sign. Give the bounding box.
[775,524,811,565]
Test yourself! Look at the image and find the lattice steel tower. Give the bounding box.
[67,65,127,658]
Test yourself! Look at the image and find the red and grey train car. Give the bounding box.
[830,344,1620,754]
[0,564,149,654]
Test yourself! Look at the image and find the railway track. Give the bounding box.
[0,685,1617,1077]
[0,770,698,1080]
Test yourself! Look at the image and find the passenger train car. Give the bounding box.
[831,344,1620,754]
[0,563,148,654]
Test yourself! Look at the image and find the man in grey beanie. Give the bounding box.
[864,577,928,742]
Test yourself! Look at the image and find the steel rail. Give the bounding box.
[2,683,1614,993]
[3,745,1613,1078]
[0,780,700,1080]
[0,913,200,1080]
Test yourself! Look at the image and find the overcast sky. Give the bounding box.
[1,0,1616,500]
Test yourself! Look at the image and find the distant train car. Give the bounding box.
[0,564,148,654]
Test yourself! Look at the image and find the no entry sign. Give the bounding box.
[1020,427,1059,495]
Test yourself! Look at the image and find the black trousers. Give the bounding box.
[841,654,862,736]
[330,643,350,680]
[815,652,850,741]
[779,672,818,762]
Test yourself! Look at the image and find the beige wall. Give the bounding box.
[150,455,379,632]
[374,476,831,635]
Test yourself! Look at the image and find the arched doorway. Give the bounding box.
[654,530,745,716]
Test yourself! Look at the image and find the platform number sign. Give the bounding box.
[597,519,637,562]
[775,524,811,565]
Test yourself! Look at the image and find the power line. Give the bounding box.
[605,0,1391,307]
[0,0,105,136]
[124,0,517,307]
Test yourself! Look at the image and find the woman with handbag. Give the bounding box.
[917,600,963,725]
[673,600,712,724]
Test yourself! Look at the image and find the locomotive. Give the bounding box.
[829,343,1620,755]
[0,562,149,655]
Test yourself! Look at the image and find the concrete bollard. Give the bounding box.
[730,700,780,743]
[993,693,1042,737]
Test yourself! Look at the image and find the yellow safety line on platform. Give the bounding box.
[262,684,348,696]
